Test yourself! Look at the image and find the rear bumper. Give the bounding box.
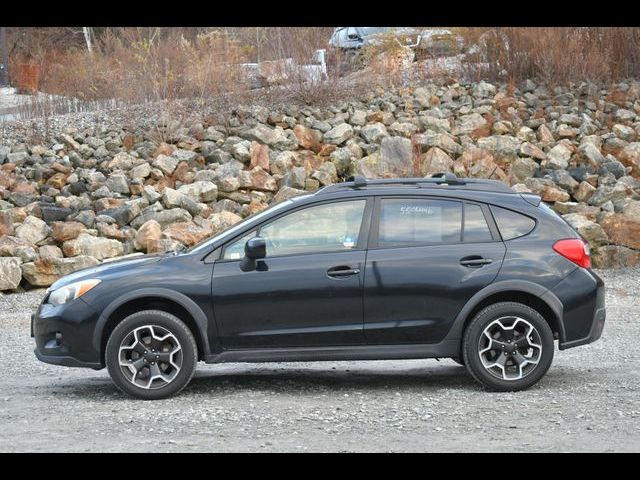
[558,306,606,350]
[547,268,606,350]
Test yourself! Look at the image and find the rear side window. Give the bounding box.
[491,206,536,240]
[464,204,493,243]
[378,198,462,247]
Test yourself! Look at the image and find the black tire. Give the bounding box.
[462,302,554,392]
[106,310,198,400]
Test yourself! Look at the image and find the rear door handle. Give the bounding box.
[459,257,493,268]
[327,266,361,278]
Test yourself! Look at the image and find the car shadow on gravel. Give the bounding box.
[186,364,478,394]
[36,362,483,400]
[42,361,599,400]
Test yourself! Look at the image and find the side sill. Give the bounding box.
[204,339,459,364]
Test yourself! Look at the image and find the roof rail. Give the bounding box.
[344,173,466,187]
[317,173,515,195]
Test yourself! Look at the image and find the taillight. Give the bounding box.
[553,238,591,268]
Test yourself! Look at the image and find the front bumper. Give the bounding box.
[32,296,104,369]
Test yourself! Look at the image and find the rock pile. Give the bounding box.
[1,79,640,290]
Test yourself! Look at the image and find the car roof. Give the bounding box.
[307,175,542,209]
[316,174,514,195]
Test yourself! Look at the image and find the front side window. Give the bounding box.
[261,200,366,256]
[378,198,462,247]
[222,231,257,260]
[224,200,366,259]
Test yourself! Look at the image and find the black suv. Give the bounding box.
[32,174,606,399]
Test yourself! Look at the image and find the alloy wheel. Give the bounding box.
[118,325,183,390]
[477,316,543,381]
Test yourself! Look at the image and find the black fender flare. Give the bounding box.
[443,280,565,345]
[92,288,212,356]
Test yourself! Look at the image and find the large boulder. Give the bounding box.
[600,214,640,250]
[618,142,640,177]
[524,178,570,202]
[15,216,50,245]
[0,257,22,291]
[177,181,218,203]
[476,135,522,161]
[452,113,488,136]
[62,233,124,260]
[21,256,100,287]
[562,213,609,247]
[51,221,86,242]
[546,143,573,170]
[323,123,354,146]
[162,222,213,247]
[152,154,179,175]
[0,210,14,237]
[421,147,453,176]
[131,208,192,229]
[413,132,462,156]
[360,123,388,143]
[134,219,162,252]
[243,124,287,146]
[238,167,277,191]
[509,157,539,182]
[592,245,640,268]
[292,125,321,152]
[273,186,306,203]
[573,181,597,203]
[378,136,414,177]
[209,211,243,234]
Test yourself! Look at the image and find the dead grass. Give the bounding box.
[456,27,640,85]
[6,27,640,118]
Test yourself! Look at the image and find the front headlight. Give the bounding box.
[48,279,101,306]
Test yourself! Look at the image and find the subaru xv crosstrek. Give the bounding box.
[32,174,606,399]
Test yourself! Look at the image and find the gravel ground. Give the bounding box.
[0,268,638,452]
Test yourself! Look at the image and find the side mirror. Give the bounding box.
[240,236,266,272]
[245,236,266,259]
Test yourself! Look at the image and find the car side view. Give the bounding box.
[32,173,606,399]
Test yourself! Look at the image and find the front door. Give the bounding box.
[212,198,371,349]
[363,197,506,344]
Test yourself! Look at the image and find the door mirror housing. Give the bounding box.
[245,236,266,259]
[240,236,266,272]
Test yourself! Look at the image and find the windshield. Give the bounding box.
[187,198,299,254]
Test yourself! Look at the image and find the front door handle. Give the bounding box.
[459,256,493,268]
[327,266,361,278]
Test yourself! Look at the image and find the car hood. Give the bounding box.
[48,252,170,291]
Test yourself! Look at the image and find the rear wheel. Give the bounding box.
[106,310,198,400]
[462,302,554,392]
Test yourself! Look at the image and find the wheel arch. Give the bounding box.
[448,280,565,354]
[93,288,212,364]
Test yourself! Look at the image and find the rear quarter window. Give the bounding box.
[490,205,536,240]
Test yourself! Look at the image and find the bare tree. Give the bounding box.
[82,27,93,52]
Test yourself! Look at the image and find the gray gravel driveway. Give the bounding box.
[0,268,638,452]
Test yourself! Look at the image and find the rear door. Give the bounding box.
[363,196,506,344]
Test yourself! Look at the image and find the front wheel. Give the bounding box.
[105,310,198,400]
[462,302,554,392]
